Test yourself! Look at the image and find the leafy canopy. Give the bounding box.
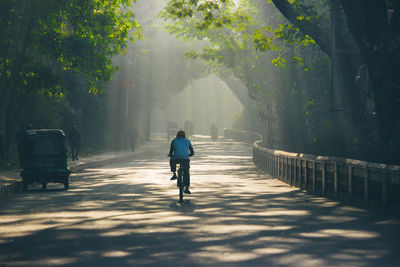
[0,0,142,97]
[160,0,316,71]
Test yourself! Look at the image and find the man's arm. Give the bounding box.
[168,140,174,156]
[188,141,194,156]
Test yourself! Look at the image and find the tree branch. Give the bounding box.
[390,1,400,35]
[270,0,332,58]
[340,0,388,45]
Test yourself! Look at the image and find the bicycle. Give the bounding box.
[169,156,192,203]
[176,162,186,202]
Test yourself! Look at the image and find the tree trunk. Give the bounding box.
[270,0,374,155]
[341,0,400,163]
[0,1,37,155]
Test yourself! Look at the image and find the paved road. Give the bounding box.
[0,139,399,266]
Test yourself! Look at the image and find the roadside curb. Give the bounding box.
[0,141,163,199]
[69,153,135,172]
[0,181,22,199]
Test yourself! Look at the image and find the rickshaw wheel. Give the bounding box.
[64,181,69,190]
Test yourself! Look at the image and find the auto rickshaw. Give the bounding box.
[20,129,71,191]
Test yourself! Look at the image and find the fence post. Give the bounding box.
[364,167,369,208]
[268,152,271,173]
[312,161,316,193]
[348,166,353,201]
[273,154,275,176]
[294,158,297,187]
[334,162,338,199]
[264,150,267,171]
[270,153,272,175]
[286,157,289,183]
[277,155,280,178]
[322,162,326,196]
[304,160,308,191]
[299,159,302,189]
[382,172,388,210]
[272,154,274,176]
[289,157,292,185]
[285,157,288,183]
[277,156,280,179]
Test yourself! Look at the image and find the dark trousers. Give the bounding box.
[71,145,80,160]
[130,141,135,151]
[170,158,190,187]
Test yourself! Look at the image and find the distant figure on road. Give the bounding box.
[69,125,81,161]
[128,125,138,151]
[210,123,218,141]
[167,121,178,141]
[184,120,194,139]
[15,124,26,166]
[0,128,4,161]
[168,130,194,194]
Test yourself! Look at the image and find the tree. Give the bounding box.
[0,0,141,154]
[161,0,340,154]
[162,0,400,163]
[340,0,400,162]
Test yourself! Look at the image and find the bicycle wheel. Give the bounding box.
[178,168,184,202]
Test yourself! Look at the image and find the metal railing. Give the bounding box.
[225,128,400,209]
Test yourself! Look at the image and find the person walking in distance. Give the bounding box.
[0,128,4,161]
[70,125,81,161]
[15,124,26,167]
[128,125,138,152]
[210,123,218,141]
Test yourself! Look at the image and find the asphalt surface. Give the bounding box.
[0,138,399,267]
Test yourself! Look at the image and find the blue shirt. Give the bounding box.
[169,137,194,159]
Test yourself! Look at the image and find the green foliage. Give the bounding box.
[0,0,141,97]
[161,0,361,159]
[0,0,142,155]
[162,0,233,30]
[161,0,317,73]
[271,56,286,68]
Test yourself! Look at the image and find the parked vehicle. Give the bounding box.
[20,129,71,191]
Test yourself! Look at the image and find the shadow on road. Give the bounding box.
[169,200,196,213]
[0,139,399,266]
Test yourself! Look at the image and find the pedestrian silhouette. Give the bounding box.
[69,125,81,161]
[210,123,218,141]
[0,128,4,161]
[15,124,26,166]
[128,126,138,151]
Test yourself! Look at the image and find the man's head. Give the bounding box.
[176,130,185,138]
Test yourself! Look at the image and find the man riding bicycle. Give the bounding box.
[168,130,194,194]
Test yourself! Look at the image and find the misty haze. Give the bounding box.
[0,0,399,266]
